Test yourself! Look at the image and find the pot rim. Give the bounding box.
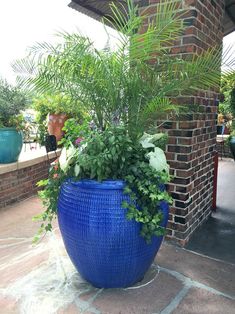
[0,127,19,132]
[68,179,125,190]
[48,113,67,117]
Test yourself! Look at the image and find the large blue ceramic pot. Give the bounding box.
[230,136,235,161]
[0,128,23,163]
[58,179,169,288]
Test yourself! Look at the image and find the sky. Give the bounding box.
[0,0,118,84]
[0,0,234,84]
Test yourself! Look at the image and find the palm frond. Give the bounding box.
[12,0,235,136]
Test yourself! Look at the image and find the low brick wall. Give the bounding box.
[0,151,59,209]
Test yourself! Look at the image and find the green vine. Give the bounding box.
[123,162,171,243]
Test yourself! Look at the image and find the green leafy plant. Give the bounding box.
[36,125,171,243]
[33,93,82,116]
[0,78,27,129]
[231,88,235,118]
[59,117,91,148]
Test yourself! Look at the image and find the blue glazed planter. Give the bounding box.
[0,128,23,163]
[58,179,169,288]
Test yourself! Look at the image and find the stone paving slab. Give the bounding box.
[57,303,82,314]
[93,272,183,314]
[0,295,19,314]
[0,197,43,238]
[172,287,235,314]
[0,196,235,314]
[156,243,235,298]
[0,244,49,288]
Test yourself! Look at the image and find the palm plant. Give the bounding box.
[13,0,232,139]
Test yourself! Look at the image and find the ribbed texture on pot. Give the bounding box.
[58,179,169,288]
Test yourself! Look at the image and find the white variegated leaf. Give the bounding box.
[140,132,165,148]
[74,164,80,176]
[59,146,77,173]
[147,147,169,174]
[58,148,67,172]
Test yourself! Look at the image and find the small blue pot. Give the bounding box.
[0,128,23,163]
[58,179,169,288]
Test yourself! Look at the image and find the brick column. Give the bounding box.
[135,0,225,245]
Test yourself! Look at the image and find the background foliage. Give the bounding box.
[0,78,28,128]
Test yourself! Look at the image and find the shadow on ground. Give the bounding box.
[186,158,235,265]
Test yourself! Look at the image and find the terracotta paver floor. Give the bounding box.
[0,197,235,314]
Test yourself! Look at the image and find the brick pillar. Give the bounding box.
[135,0,225,245]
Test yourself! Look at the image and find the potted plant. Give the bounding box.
[0,79,27,163]
[37,125,171,288]
[32,93,83,144]
[16,1,230,288]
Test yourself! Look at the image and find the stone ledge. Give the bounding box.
[0,149,61,175]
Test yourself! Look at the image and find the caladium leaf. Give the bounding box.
[146,147,169,174]
[140,132,165,148]
[58,147,67,171]
[74,163,80,176]
[59,145,77,173]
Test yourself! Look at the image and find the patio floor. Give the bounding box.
[0,196,235,314]
[186,158,235,264]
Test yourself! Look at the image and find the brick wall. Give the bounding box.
[135,0,225,245]
[0,159,55,209]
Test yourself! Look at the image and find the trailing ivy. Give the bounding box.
[123,162,171,243]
